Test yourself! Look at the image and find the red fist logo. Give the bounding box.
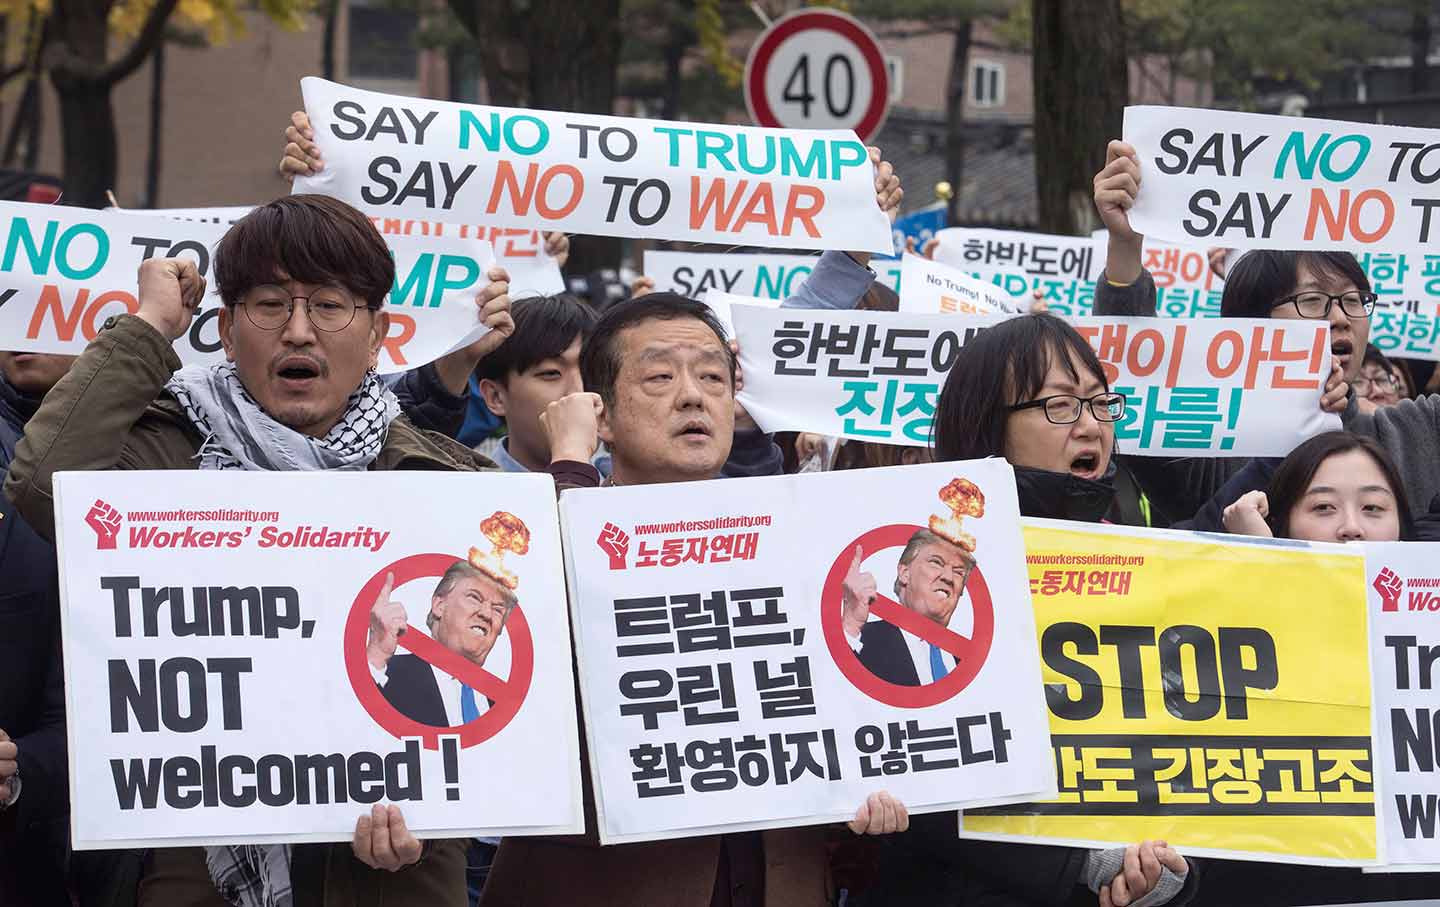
[1374,566,1403,613]
[596,522,630,570]
[86,499,122,550]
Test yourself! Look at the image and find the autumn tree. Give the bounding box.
[0,0,311,207]
[1031,0,1127,235]
[853,0,1014,225]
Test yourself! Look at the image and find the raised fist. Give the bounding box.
[86,499,122,549]
[1374,567,1404,612]
[597,522,630,570]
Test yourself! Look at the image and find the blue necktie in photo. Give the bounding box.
[461,684,481,723]
[929,644,949,682]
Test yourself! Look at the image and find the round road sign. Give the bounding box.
[744,8,890,142]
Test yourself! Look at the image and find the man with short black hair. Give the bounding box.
[482,290,910,907]
[475,294,606,473]
[5,194,600,907]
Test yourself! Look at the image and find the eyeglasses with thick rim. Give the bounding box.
[1271,291,1377,320]
[1008,392,1127,425]
[239,285,371,332]
[1350,373,1397,395]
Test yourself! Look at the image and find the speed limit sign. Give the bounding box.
[744,8,890,142]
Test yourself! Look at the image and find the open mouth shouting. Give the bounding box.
[1069,449,1104,481]
[274,355,325,392]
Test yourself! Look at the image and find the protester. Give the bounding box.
[0,351,73,907]
[1222,431,1412,542]
[1090,140,1357,525]
[474,293,608,474]
[847,312,1195,906]
[478,291,910,907]
[3,194,604,907]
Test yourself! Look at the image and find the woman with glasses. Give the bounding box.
[859,314,1198,907]
[930,313,1148,525]
[1088,140,1367,527]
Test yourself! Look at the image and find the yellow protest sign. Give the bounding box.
[962,519,1376,864]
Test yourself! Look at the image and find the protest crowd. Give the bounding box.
[2,54,1440,907]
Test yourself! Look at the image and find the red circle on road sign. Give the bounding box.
[745,8,890,142]
[822,523,994,708]
[344,553,534,749]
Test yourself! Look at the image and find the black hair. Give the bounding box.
[474,293,598,383]
[1266,431,1414,540]
[932,313,1109,462]
[215,194,394,309]
[580,292,736,406]
[1220,251,1371,319]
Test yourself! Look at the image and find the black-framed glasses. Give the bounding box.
[1351,373,1397,395]
[1272,291,1377,319]
[1008,392,1126,425]
[240,285,369,332]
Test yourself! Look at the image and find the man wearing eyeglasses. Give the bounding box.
[3,194,602,907]
[1091,139,1370,528]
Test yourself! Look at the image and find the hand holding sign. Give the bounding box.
[281,110,323,180]
[352,804,422,872]
[366,572,407,671]
[1094,140,1144,286]
[847,790,910,835]
[0,728,15,781]
[1099,841,1188,907]
[136,257,207,342]
[840,545,877,638]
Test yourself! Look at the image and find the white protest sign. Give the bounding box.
[1087,230,1226,319]
[0,202,496,374]
[898,253,1027,315]
[53,471,582,848]
[733,305,1339,455]
[1125,105,1440,251]
[128,205,566,298]
[0,202,229,359]
[701,290,780,338]
[369,216,564,298]
[1070,316,1339,457]
[294,77,892,254]
[559,460,1055,843]
[1366,545,1440,868]
[643,249,902,299]
[732,304,1006,446]
[932,227,1101,317]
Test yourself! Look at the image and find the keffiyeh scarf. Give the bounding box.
[165,361,400,472]
[165,361,400,907]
